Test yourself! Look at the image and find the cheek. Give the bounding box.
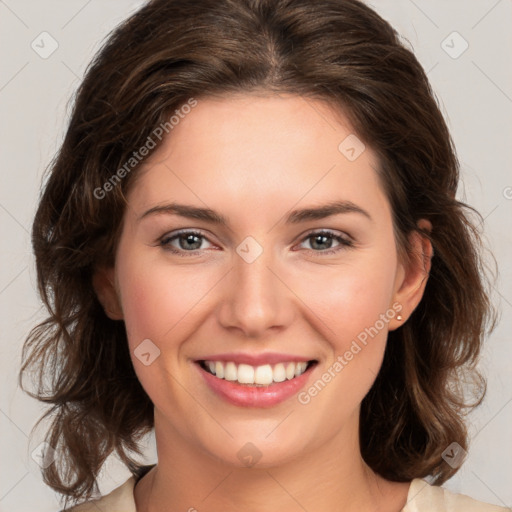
[115,245,221,351]
[117,262,169,347]
[114,250,205,403]
[118,264,189,347]
[308,254,398,343]
[281,253,400,443]
[301,252,398,392]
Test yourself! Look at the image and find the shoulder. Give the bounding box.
[63,477,136,512]
[403,478,510,512]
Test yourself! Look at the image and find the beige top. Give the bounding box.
[66,477,509,511]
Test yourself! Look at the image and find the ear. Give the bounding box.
[389,219,433,330]
[92,266,124,320]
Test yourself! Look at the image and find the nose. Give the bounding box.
[216,246,295,338]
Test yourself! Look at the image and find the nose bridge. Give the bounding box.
[218,241,292,336]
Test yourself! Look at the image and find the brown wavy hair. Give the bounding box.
[20,0,495,506]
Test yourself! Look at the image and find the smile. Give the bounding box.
[200,360,314,386]
[195,357,318,408]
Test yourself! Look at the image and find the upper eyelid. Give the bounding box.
[160,229,214,246]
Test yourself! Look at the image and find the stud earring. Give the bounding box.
[396,314,403,321]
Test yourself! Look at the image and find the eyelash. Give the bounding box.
[158,229,354,257]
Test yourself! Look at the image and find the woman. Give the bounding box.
[20,0,507,510]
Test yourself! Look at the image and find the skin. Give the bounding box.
[94,93,432,512]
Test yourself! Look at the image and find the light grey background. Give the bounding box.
[0,1,511,511]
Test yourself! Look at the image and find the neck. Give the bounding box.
[134,410,410,512]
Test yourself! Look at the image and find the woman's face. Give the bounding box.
[107,93,420,468]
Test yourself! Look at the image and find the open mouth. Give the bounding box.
[197,359,318,387]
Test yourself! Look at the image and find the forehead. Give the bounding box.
[128,93,390,224]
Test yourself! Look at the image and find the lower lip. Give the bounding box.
[196,362,316,408]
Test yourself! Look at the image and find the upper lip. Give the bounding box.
[196,352,317,366]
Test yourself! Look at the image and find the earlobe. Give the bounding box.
[92,266,124,320]
[389,219,433,330]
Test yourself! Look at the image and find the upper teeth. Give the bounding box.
[205,360,310,385]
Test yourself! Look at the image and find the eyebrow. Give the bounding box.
[138,200,372,225]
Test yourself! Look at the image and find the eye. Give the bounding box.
[158,229,354,257]
[159,230,214,255]
[297,230,353,255]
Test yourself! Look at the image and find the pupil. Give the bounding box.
[312,234,331,250]
[180,234,201,250]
